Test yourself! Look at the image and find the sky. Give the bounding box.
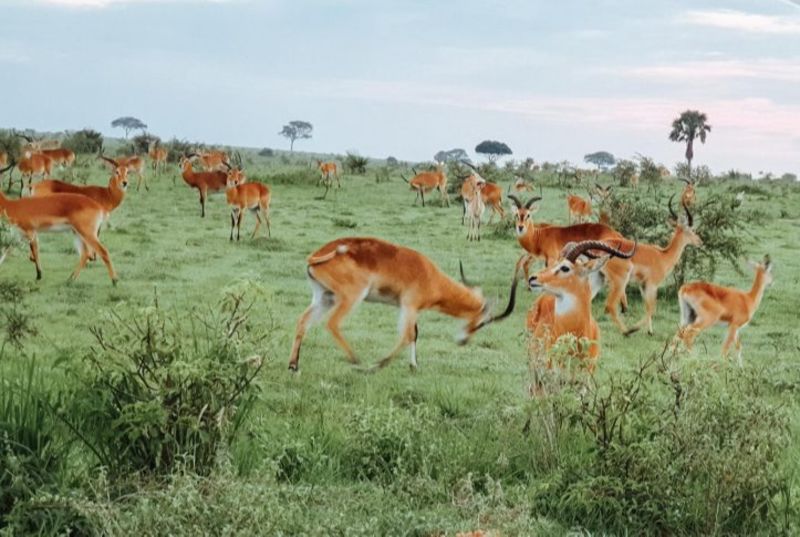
[1,0,798,175]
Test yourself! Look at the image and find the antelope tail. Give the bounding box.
[308,244,348,265]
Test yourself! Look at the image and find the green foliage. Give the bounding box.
[434,148,469,163]
[68,289,268,477]
[386,156,399,166]
[163,138,195,163]
[583,151,615,170]
[257,147,274,157]
[475,140,512,162]
[0,131,22,161]
[269,167,318,185]
[110,116,147,138]
[342,152,369,175]
[373,165,392,184]
[278,120,313,151]
[130,133,159,155]
[0,280,37,356]
[612,159,637,187]
[62,129,103,155]
[636,154,662,184]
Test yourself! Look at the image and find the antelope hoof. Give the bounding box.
[36,270,42,281]
[288,362,298,372]
[623,327,640,337]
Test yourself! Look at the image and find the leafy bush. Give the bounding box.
[527,350,793,535]
[386,156,399,166]
[0,280,37,356]
[612,159,637,187]
[62,129,103,155]
[342,152,368,175]
[163,138,196,163]
[0,130,22,161]
[258,147,274,157]
[269,168,319,185]
[130,133,159,155]
[635,154,662,185]
[68,288,269,477]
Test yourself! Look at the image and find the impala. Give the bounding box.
[461,162,504,222]
[223,159,271,241]
[40,148,76,170]
[288,237,518,372]
[527,240,636,372]
[675,255,773,366]
[464,177,486,241]
[179,154,228,217]
[508,194,634,332]
[680,178,696,207]
[592,184,614,225]
[16,151,53,192]
[0,162,117,283]
[617,196,701,336]
[197,150,230,172]
[148,141,168,175]
[100,154,146,191]
[511,176,534,192]
[316,160,340,188]
[567,193,592,224]
[403,164,449,207]
[30,166,129,228]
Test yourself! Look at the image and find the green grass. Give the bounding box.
[1,155,799,535]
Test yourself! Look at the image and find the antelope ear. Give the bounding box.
[579,255,610,275]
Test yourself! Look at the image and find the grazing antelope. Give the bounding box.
[179,154,228,217]
[223,158,271,241]
[197,150,230,172]
[0,162,117,283]
[403,164,449,207]
[680,178,696,207]
[613,196,701,336]
[148,141,168,175]
[288,237,518,372]
[39,148,76,170]
[30,166,129,228]
[567,193,592,224]
[527,240,636,372]
[101,154,146,191]
[508,194,634,332]
[465,177,486,241]
[675,255,773,366]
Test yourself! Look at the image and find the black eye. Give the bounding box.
[560,266,570,273]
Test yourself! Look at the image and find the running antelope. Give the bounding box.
[675,255,773,366]
[403,164,449,207]
[288,237,518,372]
[316,160,340,189]
[179,154,228,217]
[0,162,117,283]
[527,240,636,372]
[618,195,701,336]
[223,158,271,240]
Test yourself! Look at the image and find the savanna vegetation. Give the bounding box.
[0,141,798,536]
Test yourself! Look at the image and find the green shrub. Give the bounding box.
[129,133,159,155]
[269,167,318,185]
[67,288,268,477]
[62,129,103,155]
[342,152,369,175]
[163,138,196,163]
[0,280,37,356]
[257,147,274,157]
[0,130,22,161]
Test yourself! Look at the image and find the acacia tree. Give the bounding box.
[278,120,313,152]
[111,116,147,139]
[584,151,615,171]
[669,110,711,176]
[475,140,512,163]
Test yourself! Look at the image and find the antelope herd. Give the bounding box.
[0,135,774,380]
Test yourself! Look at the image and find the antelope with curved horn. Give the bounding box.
[592,183,614,225]
[508,194,635,332]
[178,153,228,218]
[616,195,701,336]
[0,162,117,283]
[100,153,146,191]
[223,153,271,241]
[680,177,696,207]
[402,163,449,207]
[461,161,505,222]
[148,141,168,175]
[197,150,230,172]
[288,237,518,372]
[527,240,636,373]
[675,255,773,366]
[464,176,486,241]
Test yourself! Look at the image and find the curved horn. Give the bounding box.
[98,154,119,167]
[460,159,478,171]
[221,161,232,171]
[15,133,33,143]
[680,177,692,185]
[234,151,243,170]
[185,152,200,159]
[400,174,409,184]
[563,240,636,263]
[524,196,542,209]
[482,277,519,326]
[0,161,15,175]
[507,194,523,209]
[411,167,418,176]
[458,261,475,287]
[682,199,694,227]
[668,193,678,222]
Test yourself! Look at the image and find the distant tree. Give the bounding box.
[258,147,275,157]
[613,159,637,187]
[111,116,147,139]
[475,140,512,163]
[669,110,711,176]
[434,148,469,163]
[584,151,616,171]
[386,156,399,166]
[278,120,313,152]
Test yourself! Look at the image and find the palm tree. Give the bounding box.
[668,110,711,177]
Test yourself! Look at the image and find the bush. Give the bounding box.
[612,159,637,187]
[342,153,368,175]
[62,129,103,155]
[258,147,274,157]
[0,280,37,356]
[67,287,269,477]
[527,351,793,535]
[130,133,159,155]
[386,156,398,167]
[269,168,319,186]
[163,138,196,163]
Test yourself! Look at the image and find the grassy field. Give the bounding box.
[1,152,799,535]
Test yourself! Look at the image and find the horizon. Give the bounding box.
[2,0,798,176]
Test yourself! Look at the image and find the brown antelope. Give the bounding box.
[101,154,146,191]
[288,237,518,372]
[508,194,634,332]
[403,164,449,207]
[197,150,230,172]
[148,141,168,175]
[223,158,271,241]
[527,240,636,372]
[39,148,76,170]
[614,196,701,336]
[592,184,614,225]
[0,162,117,283]
[30,166,129,228]
[461,173,504,225]
[567,193,592,224]
[179,154,228,217]
[680,178,696,207]
[0,151,7,168]
[16,150,53,192]
[316,160,340,187]
[512,176,534,193]
[675,255,773,366]
[631,173,639,190]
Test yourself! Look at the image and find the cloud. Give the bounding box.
[681,9,800,34]
[34,0,237,7]
[621,58,800,83]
